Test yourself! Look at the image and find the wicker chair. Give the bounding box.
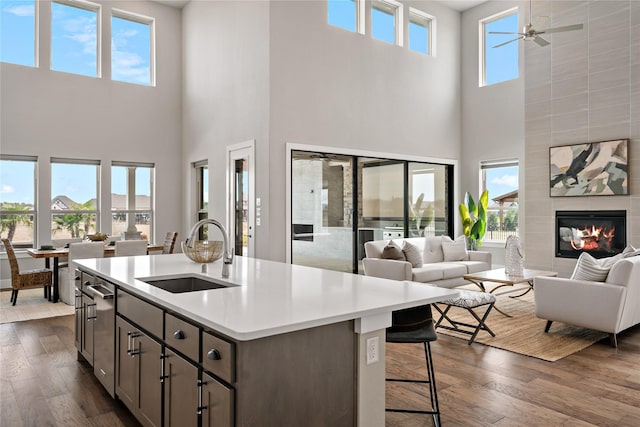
[162,232,178,254]
[2,238,53,306]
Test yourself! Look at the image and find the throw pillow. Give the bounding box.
[442,236,468,261]
[402,241,423,268]
[622,245,640,258]
[570,252,610,282]
[381,241,406,261]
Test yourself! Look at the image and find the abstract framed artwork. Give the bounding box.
[549,139,628,197]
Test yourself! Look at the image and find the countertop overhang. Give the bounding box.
[76,254,458,341]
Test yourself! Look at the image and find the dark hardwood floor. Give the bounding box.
[1,314,639,426]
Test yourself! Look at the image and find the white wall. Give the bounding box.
[181,0,270,253]
[266,0,462,261]
[460,0,525,258]
[1,0,182,286]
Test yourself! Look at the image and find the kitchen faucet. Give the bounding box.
[184,219,234,277]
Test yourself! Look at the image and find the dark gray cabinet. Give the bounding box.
[115,315,162,427]
[201,372,234,427]
[163,349,199,427]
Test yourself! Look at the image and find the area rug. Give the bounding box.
[0,288,74,324]
[434,291,608,361]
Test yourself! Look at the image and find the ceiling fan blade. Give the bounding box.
[541,23,584,34]
[493,37,522,49]
[534,35,550,47]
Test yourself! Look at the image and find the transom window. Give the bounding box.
[480,8,519,86]
[371,0,402,46]
[409,8,434,56]
[51,158,100,239]
[111,162,154,241]
[51,0,101,77]
[481,159,519,242]
[1,0,37,67]
[0,155,37,248]
[111,9,154,86]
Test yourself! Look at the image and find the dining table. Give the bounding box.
[27,244,164,303]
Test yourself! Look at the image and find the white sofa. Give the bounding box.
[362,236,492,288]
[534,255,640,347]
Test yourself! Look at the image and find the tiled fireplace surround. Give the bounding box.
[523,0,640,277]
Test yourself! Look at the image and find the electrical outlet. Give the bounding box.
[366,336,379,365]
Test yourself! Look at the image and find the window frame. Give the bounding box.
[371,0,403,46]
[194,160,208,240]
[50,157,100,239]
[479,7,519,87]
[0,155,38,249]
[50,0,102,78]
[111,161,155,242]
[480,159,519,243]
[111,8,156,86]
[408,7,435,56]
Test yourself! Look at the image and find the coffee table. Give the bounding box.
[463,268,557,316]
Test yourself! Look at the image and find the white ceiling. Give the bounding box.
[152,0,488,13]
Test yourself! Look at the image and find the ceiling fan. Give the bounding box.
[490,0,583,48]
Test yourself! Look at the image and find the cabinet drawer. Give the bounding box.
[165,313,200,361]
[117,290,163,339]
[202,332,234,384]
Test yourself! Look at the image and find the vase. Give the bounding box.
[466,237,478,251]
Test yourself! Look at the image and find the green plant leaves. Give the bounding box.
[459,189,489,242]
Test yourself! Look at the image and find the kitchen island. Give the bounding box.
[76,253,458,427]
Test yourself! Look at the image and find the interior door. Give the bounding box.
[227,142,255,257]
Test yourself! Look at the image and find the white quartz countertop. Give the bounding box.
[76,254,458,341]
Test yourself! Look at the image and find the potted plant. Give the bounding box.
[459,190,489,250]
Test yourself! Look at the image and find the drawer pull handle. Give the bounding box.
[207,349,222,361]
[173,330,185,340]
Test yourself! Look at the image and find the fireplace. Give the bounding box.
[556,210,626,259]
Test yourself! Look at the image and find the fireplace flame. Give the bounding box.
[570,225,615,252]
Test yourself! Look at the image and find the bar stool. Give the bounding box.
[386,304,441,427]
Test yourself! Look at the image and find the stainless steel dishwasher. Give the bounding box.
[85,279,116,398]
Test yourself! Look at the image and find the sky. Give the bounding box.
[1,0,151,84]
[485,165,519,202]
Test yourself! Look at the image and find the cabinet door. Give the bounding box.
[115,316,137,411]
[81,293,95,364]
[201,372,234,427]
[74,289,82,352]
[137,332,162,427]
[164,349,198,427]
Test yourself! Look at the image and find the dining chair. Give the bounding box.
[58,242,105,305]
[2,238,53,306]
[115,240,149,256]
[162,232,178,254]
[51,237,83,269]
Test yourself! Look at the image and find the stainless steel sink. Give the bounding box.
[139,275,234,293]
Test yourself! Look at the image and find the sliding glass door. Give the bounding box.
[291,150,452,274]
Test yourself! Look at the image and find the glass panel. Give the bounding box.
[409,20,428,54]
[328,0,356,32]
[233,158,249,256]
[51,1,98,77]
[1,0,36,67]
[51,162,98,239]
[408,163,449,237]
[483,163,519,242]
[111,15,151,85]
[0,159,36,246]
[371,3,395,44]
[111,165,153,241]
[291,151,354,273]
[484,12,519,85]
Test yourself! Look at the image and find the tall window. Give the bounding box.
[112,162,154,241]
[1,0,37,67]
[327,0,363,34]
[51,158,99,239]
[51,0,100,77]
[480,8,518,86]
[111,10,154,86]
[0,155,37,248]
[481,159,519,242]
[194,161,208,240]
[371,0,402,46]
[409,8,434,56]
